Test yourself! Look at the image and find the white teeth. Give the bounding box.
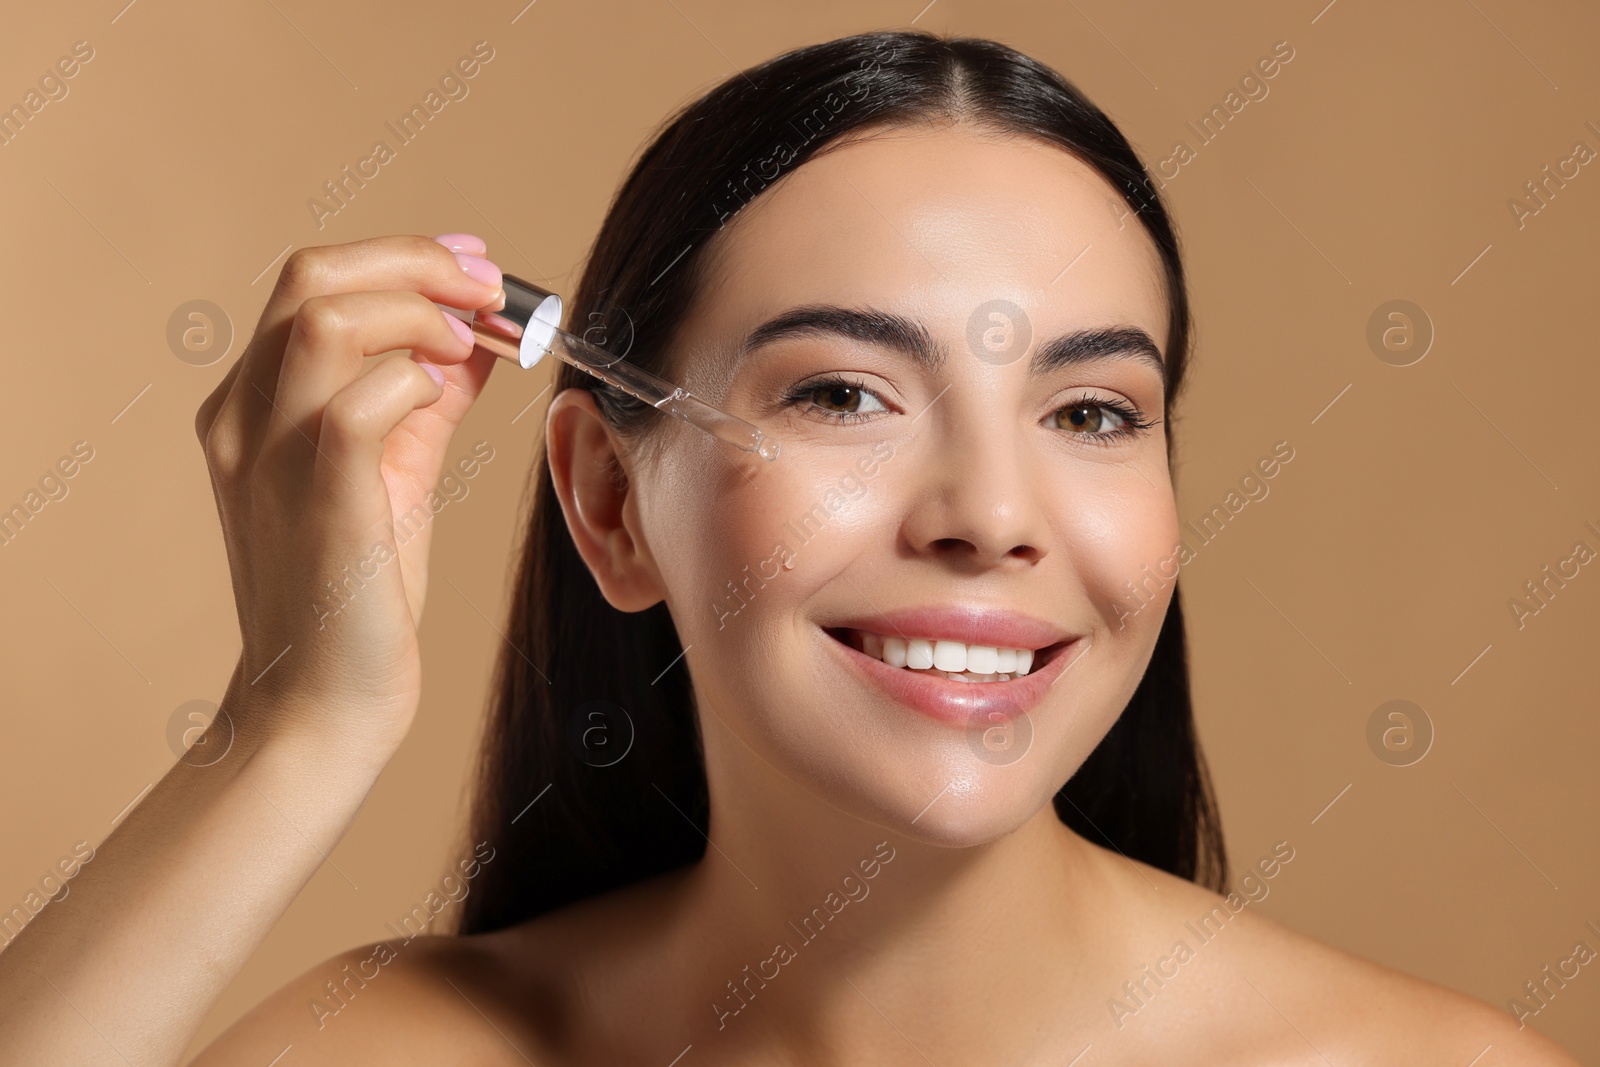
[932,640,965,672]
[850,630,1040,680]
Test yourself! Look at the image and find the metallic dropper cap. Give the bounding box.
[470,274,564,370]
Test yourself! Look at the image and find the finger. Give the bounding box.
[308,354,449,525]
[376,342,501,490]
[268,290,478,449]
[194,356,242,445]
[217,235,502,450]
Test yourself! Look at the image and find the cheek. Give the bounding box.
[638,433,891,644]
[641,440,900,748]
[1064,475,1181,633]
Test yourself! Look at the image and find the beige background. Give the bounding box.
[1,0,1596,1058]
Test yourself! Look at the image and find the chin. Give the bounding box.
[724,685,1094,850]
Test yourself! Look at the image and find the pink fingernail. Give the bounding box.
[432,233,487,254]
[441,309,475,348]
[419,361,447,388]
[453,252,502,288]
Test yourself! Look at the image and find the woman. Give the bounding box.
[0,29,1577,1066]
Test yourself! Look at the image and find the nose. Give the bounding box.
[898,401,1051,572]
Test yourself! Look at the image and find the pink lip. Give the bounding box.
[823,606,1073,652]
[820,625,1084,727]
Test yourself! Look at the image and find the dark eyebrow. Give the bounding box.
[738,305,942,373]
[736,304,1165,382]
[1036,323,1166,382]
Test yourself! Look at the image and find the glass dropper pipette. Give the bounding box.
[440,273,780,462]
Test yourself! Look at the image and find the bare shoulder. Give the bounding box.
[186,931,553,1066]
[187,865,694,1066]
[1230,908,1580,1065]
[1122,858,1582,1066]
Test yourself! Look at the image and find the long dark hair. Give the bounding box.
[451,29,1226,936]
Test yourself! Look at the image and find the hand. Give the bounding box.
[193,233,504,758]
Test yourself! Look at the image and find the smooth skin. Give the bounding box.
[0,127,1581,1066]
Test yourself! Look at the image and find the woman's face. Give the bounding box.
[580,121,1177,845]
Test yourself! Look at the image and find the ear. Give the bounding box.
[545,387,665,613]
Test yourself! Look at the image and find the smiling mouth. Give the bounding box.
[823,627,1072,684]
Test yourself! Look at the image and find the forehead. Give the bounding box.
[682,122,1170,376]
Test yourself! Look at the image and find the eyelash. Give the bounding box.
[779,376,1158,446]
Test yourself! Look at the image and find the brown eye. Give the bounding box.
[1055,402,1125,435]
[812,383,869,413]
[785,378,890,421]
